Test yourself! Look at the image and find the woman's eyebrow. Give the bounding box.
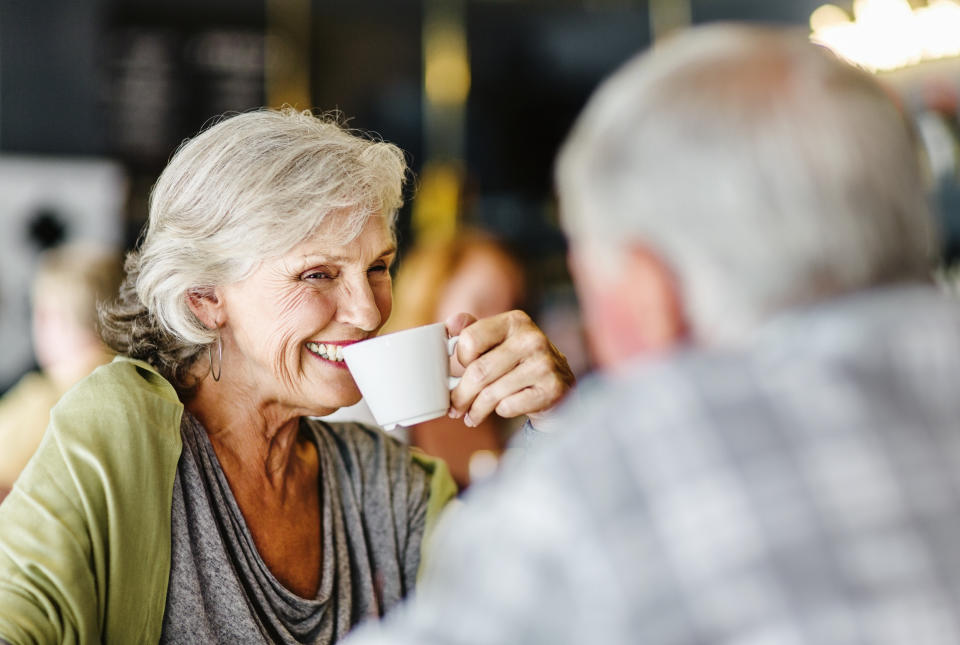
[300,245,397,265]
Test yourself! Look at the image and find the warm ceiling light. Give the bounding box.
[811,0,960,72]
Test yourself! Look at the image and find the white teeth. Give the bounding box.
[307,341,345,362]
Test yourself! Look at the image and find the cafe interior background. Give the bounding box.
[0,0,959,397]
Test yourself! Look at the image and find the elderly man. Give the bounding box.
[345,23,960,644]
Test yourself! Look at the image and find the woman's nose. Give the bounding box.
[337,276,382,332]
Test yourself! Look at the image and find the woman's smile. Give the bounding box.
[304,340,360,368]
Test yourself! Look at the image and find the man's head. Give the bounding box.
[556,24,937,369]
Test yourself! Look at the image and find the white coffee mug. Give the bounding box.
[342,322,459,431]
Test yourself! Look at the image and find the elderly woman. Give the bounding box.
[0,108,574,644]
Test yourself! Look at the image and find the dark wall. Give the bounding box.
[1,0,107,154]
[311,0,423,169]
[0,0,854,255]
[467,4,650,200]
[691,0,824,24]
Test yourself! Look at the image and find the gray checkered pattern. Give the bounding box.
[345,285,960,645]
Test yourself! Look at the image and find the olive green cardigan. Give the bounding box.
[0,357,456,644]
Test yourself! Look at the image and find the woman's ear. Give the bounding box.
[186,287,224,330]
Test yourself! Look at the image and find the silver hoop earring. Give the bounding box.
[208,330,222,382]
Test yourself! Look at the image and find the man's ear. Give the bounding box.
[186,287,224,330]
[569,242,686,370]
[620,244,686,352]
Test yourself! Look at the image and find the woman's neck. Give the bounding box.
[185,367,324,598]
[185,371,310,490]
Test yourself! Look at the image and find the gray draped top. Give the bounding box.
[159,411,432,644]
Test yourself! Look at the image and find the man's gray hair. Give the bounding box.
[100,107,407,390]
[556,24,938,345]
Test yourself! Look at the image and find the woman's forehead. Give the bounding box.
[286,216,395,261]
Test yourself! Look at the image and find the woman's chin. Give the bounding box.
[333,387,363,409]
[304,383,362,415]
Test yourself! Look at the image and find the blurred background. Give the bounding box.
[0,0,959,398]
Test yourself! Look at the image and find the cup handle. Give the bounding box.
[447,335,460,389]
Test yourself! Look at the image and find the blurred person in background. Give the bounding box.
[386,232,528,488]
[0,108,573,644]
[345,23,960,645]
[0,242,121,498]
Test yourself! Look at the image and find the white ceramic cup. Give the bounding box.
[342,322,459,431]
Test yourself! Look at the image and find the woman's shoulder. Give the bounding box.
[14,355,184,533]
[48,356,184,455]
[62,356,180,409]
[0,357,183,645]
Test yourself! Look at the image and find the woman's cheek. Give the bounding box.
[377,282,393,328]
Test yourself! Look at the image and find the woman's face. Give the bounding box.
[216,215,395,415]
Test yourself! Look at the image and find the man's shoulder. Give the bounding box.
[542,351,758,454]
[564,286,960,438]
[530,286,960,522]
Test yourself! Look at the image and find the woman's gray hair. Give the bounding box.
[100,107,407,390]
[556,24,938,346]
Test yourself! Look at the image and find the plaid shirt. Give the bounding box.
[347,285,960,645]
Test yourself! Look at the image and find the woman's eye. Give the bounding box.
[304,270,334,280]
[368,263,388,274]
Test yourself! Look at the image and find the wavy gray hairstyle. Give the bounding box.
[556,24,938,346]
[100,108,407,390]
